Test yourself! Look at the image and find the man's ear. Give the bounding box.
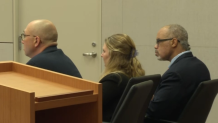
[171,38,179,48]
[34,36,41,47]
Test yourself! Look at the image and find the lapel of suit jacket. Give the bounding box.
[161,52,193,79]
[170,52,193,68]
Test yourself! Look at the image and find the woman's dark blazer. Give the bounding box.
[100,73,129,122]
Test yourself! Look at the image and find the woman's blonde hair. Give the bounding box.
[101,34,145,79]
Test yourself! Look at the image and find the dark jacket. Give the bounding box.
[147,52,210,121]
[27,45,82,78]
[100,73,129,122]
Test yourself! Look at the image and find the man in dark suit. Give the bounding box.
[21,19,82,78]
[145,24,210,122]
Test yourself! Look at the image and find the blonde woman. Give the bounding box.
[100,34,145,122]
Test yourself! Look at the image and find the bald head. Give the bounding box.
[26,19,58,43]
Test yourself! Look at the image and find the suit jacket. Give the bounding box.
[27,45,82,78]
[99,73,129,122]
[146,52,210,121]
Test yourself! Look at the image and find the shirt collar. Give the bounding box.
[168,50,191,68]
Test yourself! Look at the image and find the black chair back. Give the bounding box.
[111,74,161,123]
[178,79,218,123]
[112,80,153,123]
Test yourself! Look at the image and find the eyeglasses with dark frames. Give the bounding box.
[156,38,180,45]
[20,33,36,40]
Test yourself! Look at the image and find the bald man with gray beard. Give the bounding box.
[21,19,82,78]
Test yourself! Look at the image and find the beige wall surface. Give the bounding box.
[0,0,14,61]
[0,0,13,42]
[102,0,218,123]
[0,43,13,61]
